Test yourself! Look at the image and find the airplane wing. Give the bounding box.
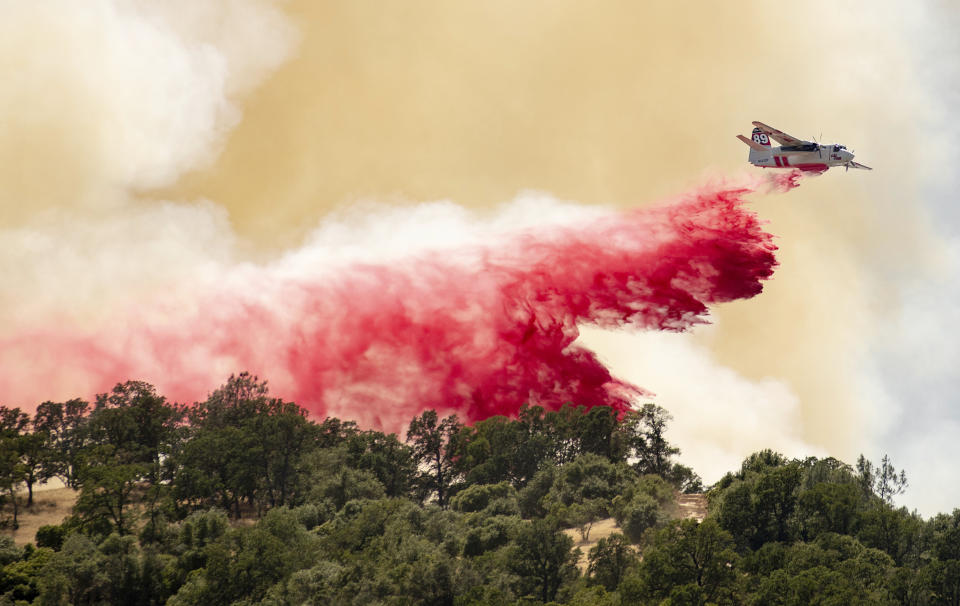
[849,161,872,170]
[736,134,769,151]
[752,121,807,146]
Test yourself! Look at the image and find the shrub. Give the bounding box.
[35,524,67,551]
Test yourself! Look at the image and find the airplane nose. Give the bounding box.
[843,150,854,161]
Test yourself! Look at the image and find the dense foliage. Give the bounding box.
[0,374,956,605]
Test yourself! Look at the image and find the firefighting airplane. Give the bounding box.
[737,121,871,173]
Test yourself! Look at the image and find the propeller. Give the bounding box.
[812,134,822,158]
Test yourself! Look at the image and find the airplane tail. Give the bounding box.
[738,126,774,164]
[750,126,771,148]
[737,126,772,149]
[737,134,768,152]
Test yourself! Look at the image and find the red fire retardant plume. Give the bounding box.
[0,174,797,432]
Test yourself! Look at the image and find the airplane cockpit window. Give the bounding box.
[781,143,818,152]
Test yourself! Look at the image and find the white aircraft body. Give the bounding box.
[737,121,871,173]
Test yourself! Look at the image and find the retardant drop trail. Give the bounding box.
[0,172,799,432]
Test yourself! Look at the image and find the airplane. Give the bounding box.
[737,121,871,173]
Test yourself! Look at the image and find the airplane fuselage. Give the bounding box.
[748,143,855,174]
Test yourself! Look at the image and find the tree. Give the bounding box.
[449,482,517,514]
[173,424,254,518]
[856,453,908,505]
[243,399,316,510]
[616,492,661,544]
[588,533,638,591]
[303,448,386,511]
[0,407,29,527]
[73,462,147,536]
[172,509,319,606]
[717,457,803,549]
[342,430,416,498]
[454,416,529,487]
[17,430,50,507]
[717,480,757,552]
[634,518,740,604]
[796,481,861,540]
[577,406,627,462]
[86,381,185,478]
[509,519,580,603]
[624,404,680,477]
[748,534,898,605]
[875,455,908,505]
[407,411,462,509]
[36,534,108,605]
[175,374,318,517]
[33,399,90,489]
[753,463,803,544]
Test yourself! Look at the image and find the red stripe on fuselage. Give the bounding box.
[756,163,828,174]
[774,156,782,167]
[791,164,829,174]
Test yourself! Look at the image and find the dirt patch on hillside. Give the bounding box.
[676,493,708,522]
[563,516,620,570]
[562,493,709,571]
[1,486,77,546]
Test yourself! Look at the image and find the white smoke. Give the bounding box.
[578,326,823,484]
[0,0,297,214]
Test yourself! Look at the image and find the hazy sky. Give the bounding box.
[2,1,958,515]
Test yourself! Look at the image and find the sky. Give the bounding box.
[1,1,958,516]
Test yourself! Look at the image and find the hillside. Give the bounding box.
[563,493,708,570]
[0,486,76,546]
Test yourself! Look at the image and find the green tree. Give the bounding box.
[577,406,628,462]
[407,411,462,509]
[86,381,185,478]
[33,399,90,489]
[542,453,637,529]
[856,453,908,505]
[747,534,899,605]
[587,532,638,591]
[72,461,147,536]
[633,518,740,605]
[857,504,925,566]
[36,534,108,605]
[454,415,531,487]
[175,374,318,517]
[753,462,803,544]
[17,430,50,507]
[0,545,54,603]
[509,519,579,603]
[172,509,318,606]
[0,407,29,527]
[624,404,680,477]
[796,481,861,540]
[173,424,254,517]
[303,448,386,511]
[341,430,416,498]
[450,482,517,514]
[616,492,661,543]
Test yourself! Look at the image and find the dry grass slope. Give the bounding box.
[1,486,77,546]
[563,493,708,571]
